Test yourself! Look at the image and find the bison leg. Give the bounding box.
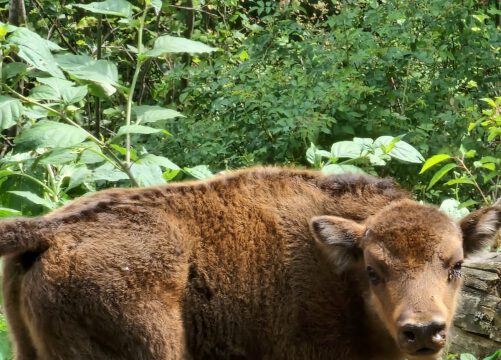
[2,256,38,360]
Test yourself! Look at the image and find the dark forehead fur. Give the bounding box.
[317,172,403,197]
[366,199,459,263]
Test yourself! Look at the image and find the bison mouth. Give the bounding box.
[413,348,439,356]
[404,347,443,360]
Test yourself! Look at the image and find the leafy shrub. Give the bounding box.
[0,0,215,216]
[419,96,500,208]
[307,135,424,175]
[156,0,499,173]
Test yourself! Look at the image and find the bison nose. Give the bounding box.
[398,322,447,355]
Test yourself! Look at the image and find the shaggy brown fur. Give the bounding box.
[0,167,499,360]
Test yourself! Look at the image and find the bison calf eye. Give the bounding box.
[448,261,463,281]
[366,266,381,285]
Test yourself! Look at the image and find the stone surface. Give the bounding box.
[449,252,501,357]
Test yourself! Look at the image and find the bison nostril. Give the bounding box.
[431,329,447,344]
[403,331,416,342]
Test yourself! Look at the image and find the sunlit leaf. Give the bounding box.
[138,154,180,170]
[9,27,64,78]
[0,96,23,130]
[321,164,365,175]
[0,207,21,218]
[116,124,163,137]
[91,163,128,182]
[150,0,163,14]
[130,163,166,186]
[420,154,451,174]
[15,120,89,148]
[445,177,475,186]
[427,163,457,189]
[38,148,78,165]
[183,165,213,179]
[375,136,424,163]
[480,98,496,108]
[73,0,133,17]
[55,54,118,96]
[132,105,184,124]
[145,35,216,57]
[330,141,362,159]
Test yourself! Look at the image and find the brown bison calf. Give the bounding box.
[0,168,500,360]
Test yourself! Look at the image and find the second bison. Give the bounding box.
[1,167,500,359]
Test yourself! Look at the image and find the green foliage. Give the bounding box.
[446,349,501,360]
[158,0,499,173]
[0,313,11,360]
[0,0,215,216]
[420,96,500,207]
[307,135,423,175]
[0,0,499,357]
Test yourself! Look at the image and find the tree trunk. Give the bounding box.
[449,252,501,357]
[8,0,26,26]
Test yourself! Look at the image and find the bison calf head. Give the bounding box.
[310,199,501,359]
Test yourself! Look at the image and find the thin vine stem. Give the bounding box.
[125,5,149,166]
[455,156,489,205]
[11,171,56,196]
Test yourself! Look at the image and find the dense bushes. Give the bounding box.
[0,1,499,358]
[161,1,499,172]
[0,0,499,213]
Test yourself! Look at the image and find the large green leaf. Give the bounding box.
[321,164,365,175]
[55,54,119,96]
[59,165,92,191]
[30,77,88,104]
[0,207,21,218]
[459,354,477,360]
[29,85,61,101]
[37,148,78,165]
[138,154,180,170]
[77,142,107,164]
[15,120,89,148]
[483,350,501,360]
[374,136,424,164]
[2,62,28,80]
[131,163,166,186]
[9,28,64,78]
[116,125,164,137]
[420,154,451,174]
[9,191,55,209]
[151,0,163,14]
[0,326,12,360]
[330,141,362,159]
[183,165,213,179]
[132,105,184,124]
[145,35,216,57]
[427,163,457,189]
[91,163,129,182]
[73,0,133,17]
[0,96,23,130]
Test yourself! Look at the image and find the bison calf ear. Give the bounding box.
[310,216,365,272]
[460,205,501,256]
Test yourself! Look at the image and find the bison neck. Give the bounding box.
[178,171,406,359]
[293,250,401,359]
